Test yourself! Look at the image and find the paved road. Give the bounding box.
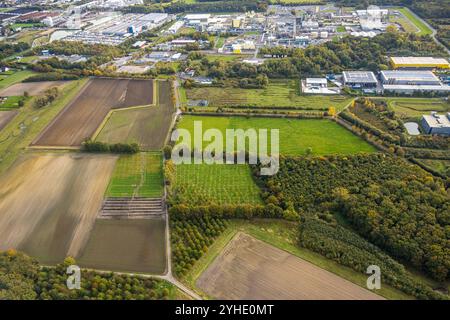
[401,7,450,55]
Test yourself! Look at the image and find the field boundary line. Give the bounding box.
[27,145,81,151]
[91,109,115,141]
[163,80,180,147]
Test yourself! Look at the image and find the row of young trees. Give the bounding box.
[256,154,449,281]
[0,251,172,300]
[171,216,228,276]
[82,139,140,154]
[298,217,446,300]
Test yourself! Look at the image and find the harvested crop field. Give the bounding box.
[0,110,17,131]
[0,153,117,264]
[0,81,69,96]
[77,218,167,274]
[32,78,154,147]
[196,233,384,300]
[96,80,174,150]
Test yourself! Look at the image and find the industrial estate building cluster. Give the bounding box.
[302,56,450,96]
[1,2,449,136]
[0,3,421,47]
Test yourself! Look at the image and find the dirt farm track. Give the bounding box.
[32,78,154,147]
[0,153,117,264]
[197,233,384,300]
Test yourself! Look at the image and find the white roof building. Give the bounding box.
[380,70,441,85]
[184,14,211,21]
[306,78,328,87]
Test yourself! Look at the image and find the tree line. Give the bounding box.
[0,250,173,300]
[255,154,449,282]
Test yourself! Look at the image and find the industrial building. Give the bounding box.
[343,71,378,88]
[62,12,171,45]
[380,70,441,86]
[357,6,389,31]
[306,78,328,88]
[380,70,450,94]
[421,112,450,135]
[390,57,450,70]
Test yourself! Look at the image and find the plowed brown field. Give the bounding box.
[0,81,69,96]
[0,153,117,264]
[196,233,384,300]
[32,78,153,147]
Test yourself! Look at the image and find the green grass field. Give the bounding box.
[205,54,244,63]
[176,115,376,156]
[106,153,164,198]
[185,80,352,111]
[389,14,418,33]
[397,7,433,36]
[214,36,225,49]
[0,70,35,90]
[380,97,450,120]
[419,159,450,176]
[173,163,262,205]
[0,96,28,110]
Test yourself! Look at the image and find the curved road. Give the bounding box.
[401,7,450,55]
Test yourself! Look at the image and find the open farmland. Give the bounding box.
[170,163,262,205]
[96,80,174,150]
[0,81,69,96]
[176,115,376,156]
[0,70,35,90]
[196,233,384,300]
[106,153,164,198]
[0,79,88,175]
[32,78,154,147]
[0,153,117,264]
[184,80,351,111]
[77,218,166,274]
[0,110,17,131]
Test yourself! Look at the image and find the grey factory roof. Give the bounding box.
[343,71,378,84]
[380,70,440,82]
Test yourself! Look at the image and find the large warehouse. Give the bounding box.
[343,71,378,88]
[380,70,450,94]
[390,57,450,70]
[380,70,441,85]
